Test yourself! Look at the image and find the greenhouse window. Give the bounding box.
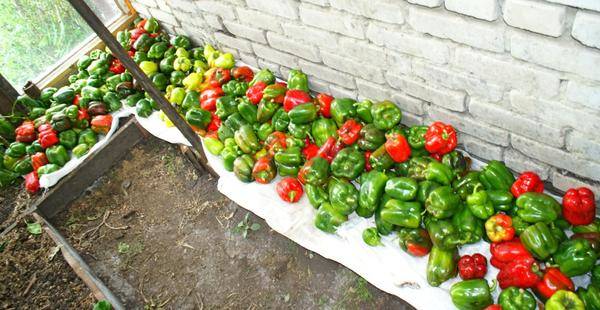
[0,0,128,89]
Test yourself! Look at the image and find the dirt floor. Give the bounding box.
[51,139,415,309]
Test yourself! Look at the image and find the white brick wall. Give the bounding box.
[133,0,600,198]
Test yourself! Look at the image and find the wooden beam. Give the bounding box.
[0,74,27,115]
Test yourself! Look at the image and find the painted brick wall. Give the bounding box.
[131,0,600,200]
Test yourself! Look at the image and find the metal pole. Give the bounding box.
[67,0,216,176]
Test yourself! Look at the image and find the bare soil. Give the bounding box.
[53,139,415,309]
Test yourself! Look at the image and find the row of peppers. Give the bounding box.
[123,18,600,309]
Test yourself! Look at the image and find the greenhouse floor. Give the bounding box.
[43,138,414,309]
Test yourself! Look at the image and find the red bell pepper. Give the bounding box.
[130,28,145,44]
[562,187,596,226]
[207,68,231,88]
[24,171,39,194]
[484,305,502,310]
[490,238,533,269]
[497,255,541,289]
[302,140,319,161]
[31,152,48,172]
[73,94,81,106]
[337,119,362,146]
[252,156,276,184]
[424,121,457,156]
[246,81,267,105]
[283,89,311,112]
[136,19,146,29]
[109,58,125,74]
[315,137,342,163]
[78,108,89,122]
[200,86,224,111]
[265,131,287,156]
[535,267,574,300]
[276,177,303,203]
[511,171,544,198]
[364,151,372,171]
[206,112,221,132]
[127,50,135,58]
[91,114,112,134]
[232,66,254,82]
[458,253,487,280]
[15,120,36,143]
[316,93,333,118]
[384,132,411,163]
[263,83,287,104]
[38,127,59,149]
[485,214,515,243]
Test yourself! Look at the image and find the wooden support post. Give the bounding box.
[0,74,27,115]
[23,81,41,99]
[66,0,217,177]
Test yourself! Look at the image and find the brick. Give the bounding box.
[223,21,266,44]
[407,0,443,8]
[304,0,329,5]
[391,93,425,115]
[247,0,298,19]
[401,112,424,127]
[572,11,600,49]
[148,8,179,26]
[309,78,331,94]
[356,79,390,101]
[279,67,292,81]
[131,2,151,16]
[366,22,450,64]
[412,60,503,102]
[385,73,466,112]
[387,52,412,77]
[470,99,564,148]
[504,149,551,180]
[281,23,340,51]
[511,31,600,82]
[266,32,320,62]
[203,14,223,30]
[239,53,259,68]
[252,44,298,67]
[299,60,356,89]
[220,47,239,59]
[195,1,236,19]
[339,38,388,68]
[235,8,283,32]
[512,135,600,181]
[546,0,600,11]
[322,51,384,83]
[509,91,600,136]
[257,59,281,78]
[135,0,157,7]
[454,47,560,98]
[299,4,366,39]
[567,131,600,163]
[178,22,213,45]
[408,7,504,52]
[444,0,499,21]
[459,133,504,161]
[329,84,358,100]
[552,171,600,201]
[329,0,405,24]
[428,107,510,146]
[565,81,600,111]
[155,0,171,11]
[214,32,253,53]
[503,0,566,37]
[168,0,195,12]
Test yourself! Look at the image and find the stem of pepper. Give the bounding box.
[489,279,498,292]
[289,191,297,202]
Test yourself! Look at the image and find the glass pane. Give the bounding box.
[0,0,122,88]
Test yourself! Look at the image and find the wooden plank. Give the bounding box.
[35,117,144,218]
[0,74,27,115]
[32,212,125,310]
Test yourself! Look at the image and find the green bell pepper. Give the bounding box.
[147,41,168,59]
[408,156,432,181]
[330,148,365,180]
[116,29,130,50]
[358,124,385,151]
[425,161,455,185]
[15,94,42,110]
[287,69,309,92]
[385,177,418,201]
[257,100,279,123]
[257,123,273,141]
[181,90,199,111]
[488,190,514,212]
[173,57,191,72]
[426,218,464,250]
[0,116,15,140]
[355,99,373,123]
[545,290,585,310]
[0,168,19,187]
[417,180,440,204]
[215,96,237,119]
[26,141,43,155]
[52,86,75,104]
[6,142,26,158]
[272,108,290,132]
[288,122,311,139]
[274,147,302,177]
[357,171,388,218]
[144,17,160,33]
[426,246,458,287]
[78,128,97,146]
[520,222,559,260]
[452,206,484,244]
[330,98,356,126]
[170,35,191,49]
[426,186,460,219]
[466,189,495,220]
[516,192,560,223]
[407,125,428,149]
[442,151,469,177]
[450,279,493,310]
[362,227,381,246]
[577,285,600,310]
[375,195,395,235]
[40,87,57,105]
[592,264,600,287]
[314,202,348,233]
[234,124,260,154]
[103,92,122,112]
[397,227,432,255]
[305,183,328,209]
[135,99,153,118]
[160,56,176,75]
[380,199,422,228]
[185,108,211,129]
[512,215,530,236]
[328,178,359,216]
[223,80,248,97]
[288,103,318,124]
[81,85,102,101]
[224,113,248,131]
[133,51,148,64]
[3,155,18,172]
[498,287,536,310]
[479,160,515,191]
[133,33,155,52]
[453,171,483,200]
[37,163,60,175]
[151,72,168,90]
[573,219,600,233]
[46,145,69,167]
[249,68,275,86]
[232,98,255,124]
[233,154,255,183]
[59,130,78,149]
[369,144,394,171]
[311,117,337,146]
[13,157,33,175]
[221,138,241,172]
[299,156,329,186]
[72,143,89,158]
[553,238,597,277]
[371,100,401,131]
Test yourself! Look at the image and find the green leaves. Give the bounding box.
[26,221,41,235]
[234,213,261,239]
[93,300,112,310]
